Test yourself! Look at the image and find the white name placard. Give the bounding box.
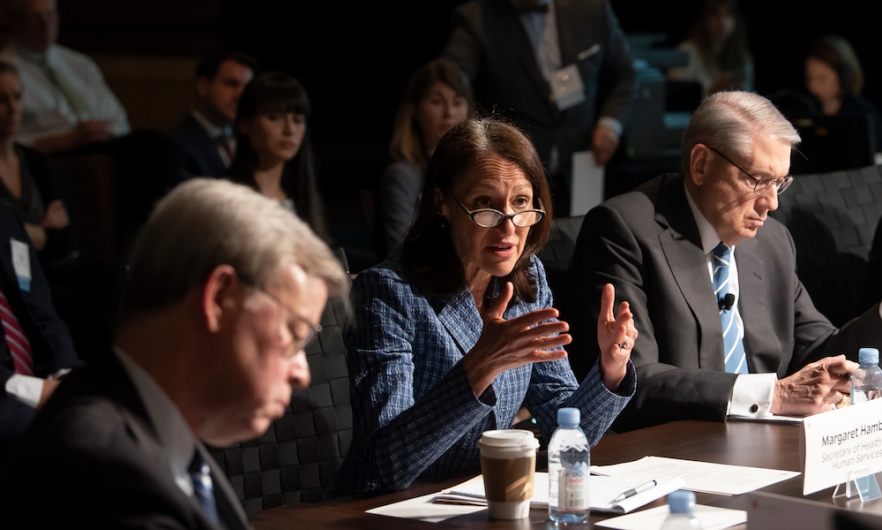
[801,398,882,495]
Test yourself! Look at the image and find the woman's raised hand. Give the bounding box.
[463,282,571,397]
[597,283,637,391]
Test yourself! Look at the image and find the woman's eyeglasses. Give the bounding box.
[453,197,545,228]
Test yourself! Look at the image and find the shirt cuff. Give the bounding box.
[4,374,43,408]
[727,373,777,417]
[597,117,623,137]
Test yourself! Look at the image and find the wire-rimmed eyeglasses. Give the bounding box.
[706,145,793,195]
[453,196,545,228]
[246,283,322,356]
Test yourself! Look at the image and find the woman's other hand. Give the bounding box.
[597,283,636,392]
[463,282,571,397]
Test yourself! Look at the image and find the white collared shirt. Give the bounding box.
[114,347,200,498]
[1,42,130,146]
[684,184,777,417]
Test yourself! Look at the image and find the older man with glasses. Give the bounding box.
[569,91,882,433]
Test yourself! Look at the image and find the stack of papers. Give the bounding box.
[591,456,800,496]
[434,473,684,514]
[596,504,747,530]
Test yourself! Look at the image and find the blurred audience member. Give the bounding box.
[668,0,753,96]
[0,0,129,155]
[442,0,635,214]
[805,35,882,152]
[0,179,349,527]
[0,200,77,455]
[0,61,69,259]
[228,73,329,241]
[171,50,257,178]
[381,59,473,254]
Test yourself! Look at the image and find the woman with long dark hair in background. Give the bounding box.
[228,72,329,241]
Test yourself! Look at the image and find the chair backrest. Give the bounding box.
[771,165,882,326]
[50,153,119,264]
[208,295,352,513]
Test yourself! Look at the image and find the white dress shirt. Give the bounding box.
[1,42,130,146]
[684,185,777,417]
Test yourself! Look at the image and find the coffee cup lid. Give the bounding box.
[477,429,539,449]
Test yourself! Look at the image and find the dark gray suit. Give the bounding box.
[569,174,882,432]
[0,352,250,529]
[442,0,634,173]
[170,113,227,178]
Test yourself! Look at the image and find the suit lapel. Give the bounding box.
[554,0,586,66]
[186,114,226,175]
[437,290,483,357]
[655,178,725,371]
[735,238,777,373]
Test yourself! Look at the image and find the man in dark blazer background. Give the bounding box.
[0,201,77,453]
[570,91,881,432]
[0,179,350,529]
[171,51,256,178]
[442,0,634,212]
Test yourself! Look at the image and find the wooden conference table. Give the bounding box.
[249,420,839,529]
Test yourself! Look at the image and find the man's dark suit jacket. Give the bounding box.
[442,0,634,173]
[0,202,77,391]
[569,174,882,432]
[0,351,251,529]
[170,113,227,178]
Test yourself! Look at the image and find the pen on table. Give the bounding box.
[612,479,658,502]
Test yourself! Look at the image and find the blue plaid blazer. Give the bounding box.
[336,254,636,493]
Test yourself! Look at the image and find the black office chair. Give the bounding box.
[208,295,353,512]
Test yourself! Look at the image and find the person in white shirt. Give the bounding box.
[0,0,130,154]
[570,91,882,432]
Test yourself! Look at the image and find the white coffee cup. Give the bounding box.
[476,429,540,519]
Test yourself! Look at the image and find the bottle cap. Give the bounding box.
[557,407,580,427]
[667,490,695,515]
[859,348,880,364]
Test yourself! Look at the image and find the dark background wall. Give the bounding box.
[47,0,882,264]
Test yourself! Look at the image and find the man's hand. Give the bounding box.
[38,378,61,409]
[591,125,620,167]
[771,355,857,416]
[41,200,69,229]
[32,120,114,154]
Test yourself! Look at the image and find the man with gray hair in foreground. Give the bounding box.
[0,179,349,529]
[569,90,882,432]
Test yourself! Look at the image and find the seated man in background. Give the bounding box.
[0,0,130,154]
[0,200,77,454]
[570,91,882,432]
[0,179,350,528]
[171,50,256,178]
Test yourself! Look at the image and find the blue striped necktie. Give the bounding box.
[712,243,748,374]
[189,450,219,525]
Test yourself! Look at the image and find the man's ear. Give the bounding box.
[201,265,239,333]
[195,76,211,100]
[689,144,711,186]
[434,187,450,220]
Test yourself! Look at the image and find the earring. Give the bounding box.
[437,215,448,229]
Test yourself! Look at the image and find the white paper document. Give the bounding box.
[727,413,805,424]
[591,456,800,496]
[366,492,486,523]
[571,150,604,216]
[595,504,747,530]
[434,473,684,514]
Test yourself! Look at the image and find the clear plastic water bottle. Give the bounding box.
[548,407,590,523]
[660,490,702,530]
[851,348,882,405]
